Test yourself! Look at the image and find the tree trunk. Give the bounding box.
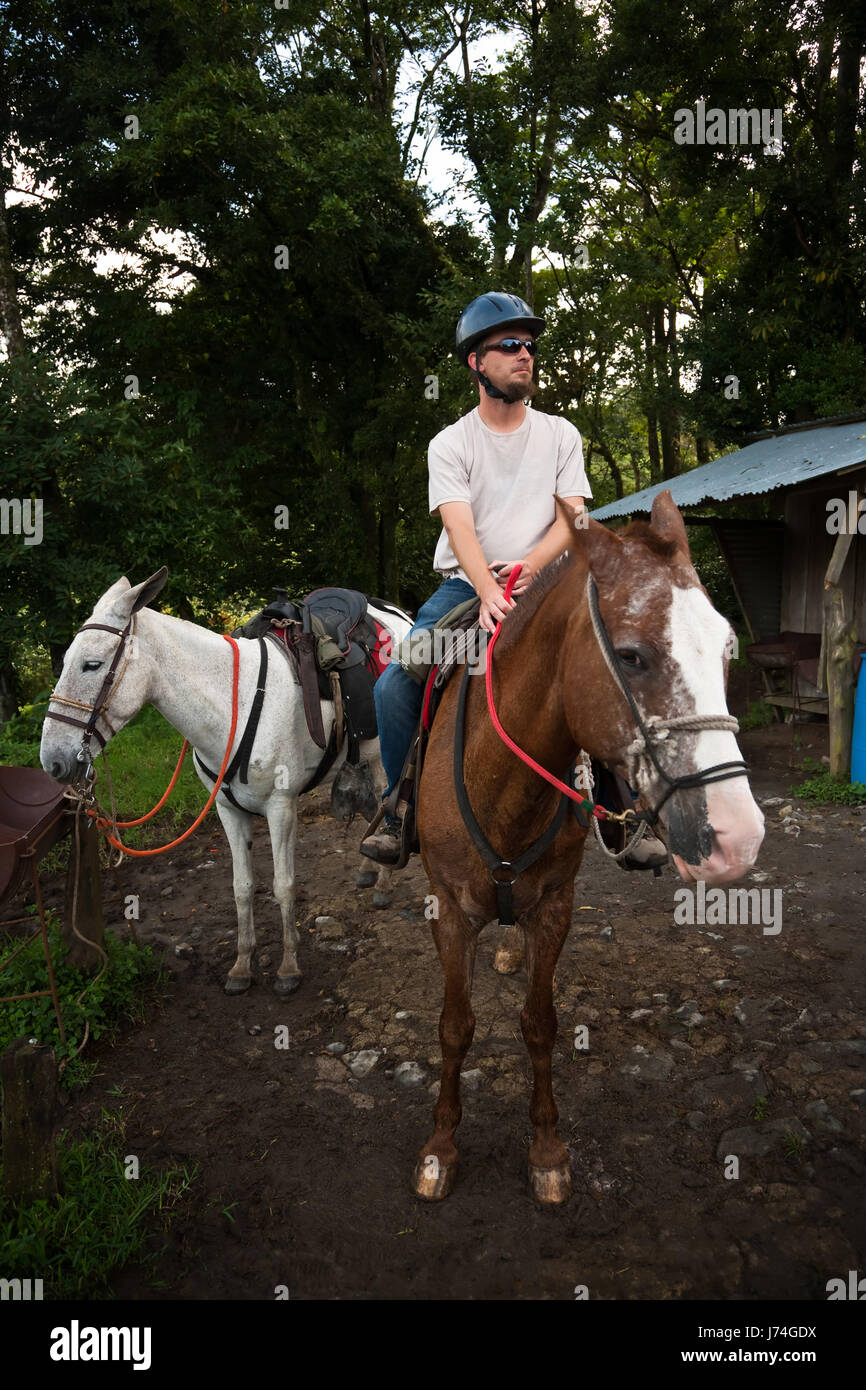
[658,304,681,479]
[593,435,624,499]
[0,651,21,723]
[377,484,398,599]
[643,315,661,483]
[0,189,28,359]
[1,1039,60,1204]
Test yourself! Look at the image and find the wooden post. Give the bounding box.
[1,1038,60,1203]
[823,528,858,778]
[63,815,105,972]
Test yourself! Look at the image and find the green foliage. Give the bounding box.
[0,909,163,1088]
[0,1113,196,1299]
[1,0,864,703]
[792,771,866,805]
[740,700,777,731]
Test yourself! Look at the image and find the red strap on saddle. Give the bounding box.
[369,620,392,679]
[421,664,440,730]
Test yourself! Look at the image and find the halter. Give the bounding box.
[480,567,749,828]
[44,617,135,774]
[584,573,748,824]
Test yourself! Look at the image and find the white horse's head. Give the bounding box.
[40,568,168,783]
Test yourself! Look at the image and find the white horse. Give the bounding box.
[39,569,412,995]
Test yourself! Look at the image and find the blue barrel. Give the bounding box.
[851,658,866,784]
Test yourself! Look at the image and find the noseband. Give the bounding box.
[44,618,135,773]
[585,574,748,824]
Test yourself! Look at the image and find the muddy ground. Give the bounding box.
[25,702,866,1301]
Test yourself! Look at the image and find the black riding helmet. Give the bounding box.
[455,291,546,400]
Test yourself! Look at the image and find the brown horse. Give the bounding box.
[414,492,765,1204]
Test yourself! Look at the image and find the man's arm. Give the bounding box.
[437,501,515,632]
[495,496,586,594]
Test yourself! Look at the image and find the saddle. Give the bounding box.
[199,587,392,821]
[363,600,486,868]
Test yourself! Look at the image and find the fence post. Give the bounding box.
[0,1037,60,1203]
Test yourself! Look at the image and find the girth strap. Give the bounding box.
[453,662,569,927]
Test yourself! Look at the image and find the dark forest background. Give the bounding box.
[1,0,864,716]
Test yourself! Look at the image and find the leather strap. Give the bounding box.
[453,662,569,927]
[293,629,327,748]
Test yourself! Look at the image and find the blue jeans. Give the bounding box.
[374,576,476,799]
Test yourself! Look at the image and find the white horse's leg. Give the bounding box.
[216,801,258,994]
[266,796,302,995]
[356,741,397,906]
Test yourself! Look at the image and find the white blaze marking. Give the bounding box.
[667,586,764,868]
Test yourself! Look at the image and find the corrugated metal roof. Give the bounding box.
[589,419,866,520]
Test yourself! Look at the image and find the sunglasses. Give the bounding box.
[481,337,538,357]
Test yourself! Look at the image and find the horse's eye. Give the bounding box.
[82,660,103,672]
[616,648,646,671]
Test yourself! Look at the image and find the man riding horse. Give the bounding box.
[361,290,667,870]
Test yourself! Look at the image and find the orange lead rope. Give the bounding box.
[484,564,608,821]
[88,634,242,856]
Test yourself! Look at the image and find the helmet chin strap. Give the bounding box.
[471,366,511,401]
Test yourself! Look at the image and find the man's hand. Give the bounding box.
[491,560,535,596]
[479,577,515,632]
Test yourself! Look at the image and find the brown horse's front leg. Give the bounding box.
[414,894,479,1201]
[521,883,574,1204]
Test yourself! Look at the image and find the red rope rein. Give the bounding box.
[484,565,608,820]
[89,634,241,856]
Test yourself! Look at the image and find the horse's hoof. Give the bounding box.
[224,976,251,996]
[493,945,522,974]
[355,870,377,889]
[274,974,302,996]
[528,1162,572,1205]
[413,1155,457,1201]
[372,891,392,910]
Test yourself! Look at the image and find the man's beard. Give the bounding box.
[501,374,538,404]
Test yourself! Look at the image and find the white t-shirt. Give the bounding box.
[428,406,592,580]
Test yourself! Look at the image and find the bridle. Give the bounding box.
[44,617,136,779]
[481,568,749,828]
[452,564,750,921]
[584,574,748,825]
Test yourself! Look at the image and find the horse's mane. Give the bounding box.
[496,521,681,651]
[496,551,573,649]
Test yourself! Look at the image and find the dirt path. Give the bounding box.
[35,717,866,1300]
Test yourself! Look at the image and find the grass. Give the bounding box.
[790,755,866,805]
[783,1131,805,1161]
[0,908,164,1089]
[0,1110,197,1299]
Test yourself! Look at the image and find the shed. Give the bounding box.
[589,414,866,775]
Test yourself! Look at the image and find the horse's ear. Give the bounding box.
[555,494,622,575]
[95,577,132,612]
[650,491,691,561]
[127,567,169,614]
